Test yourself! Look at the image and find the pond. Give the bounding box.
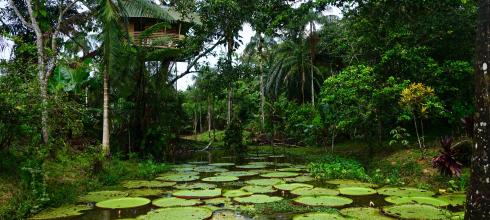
[30,152,465,220]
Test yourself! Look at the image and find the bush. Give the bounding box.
[224,119,246,157]
[307,155,370,181]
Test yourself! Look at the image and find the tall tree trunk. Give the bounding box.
[258,34,265,130]
[227,86,232,125]
[102,66,110,156]
[466,1,490,218]
[207,96,212,138]
[39,73,49,143]
[310,21,315,107]
[199,104,203,133]
[301,59,305,104]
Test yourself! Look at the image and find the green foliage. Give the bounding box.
[389,127,410,147]
[307,155,370,181]
[224,119,246,157]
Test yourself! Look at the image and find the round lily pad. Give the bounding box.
[284,176,315,183]
[338,187,377,196]
[172,167,196,172]
[245,178,285,186]
[223,189,253,198]
[123,180,177,188]
[261,172,299,178]
[437,193,466,206]
[78,190,128,203]
[211,209,248,220]
[294,195,353,207]
[326,179,377,188]
[236,164,267,169]
[291,187,339,196]
[173,188,222,199]
[233,194,283,204]
[241,185,277,194]
[29,205,92,219]
[209,163,235,166]
[378,187,435,197]
[156,174,200,182]
[292,212,348,220]
[173,183,217,190]
[451,211,464,220]
[202,176,239,182]
[385,196,449,207]
[164,171,200,176]
[152,197,202,207]
[277,168,302,172]
[188,161,209,165]
[127,189,165,197]
[204,197,232,205]
[274,183,314,191]
[383,204,451,219]
[340,207,393,220]
[144,207,213,220]
[216,171,258,177]
[194,166,229,173]
[96,197,151,209]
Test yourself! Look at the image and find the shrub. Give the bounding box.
[432,136,462,177]
[307,155,370,181]
[224,119,246,157]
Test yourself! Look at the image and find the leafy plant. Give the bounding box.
[432,136,462,177]
[389,126,410,147]
[224,119,246,158]
[307,155,370,181]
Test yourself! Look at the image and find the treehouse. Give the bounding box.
[126,6,199,49]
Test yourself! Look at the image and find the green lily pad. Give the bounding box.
[173,183,217,190]
[164,171,200,176]
[274,183,314,191]
[233,194,283,204]
[383,204,451,219]
[340,207,393,220]
[284,176,315,183]
[236,164,267,169]
[172,167,195,172]
[194,166,229,173]
[338,187,377,196]
[261,172,299,178]
[292,212,348,220]
[152,197,202,207]
[223,189,253,198]
[451,211,464,220]
[188,161,209,165]
[378,187,435,197]
[144,207,213,220]
[173,188,222,199]
[204,197,231,205]
[241,185,277,194]
[294,195,353,207]
[385,196,449,206]
[96,197,151,209]
[127,189,165,197]
[437,193,466,206]
[156,174,200,182]
[211,209,248,220]
[277,168,302,172]
[248,161,273,165]
[209,163,235,166]
[78,190,128,203]
[29,205,92,220]
[245,178,285,186]
[291,187,339,196]
[326,179,377,188]
[202,176,239,182]
[123,180,177,188]
[216,171,258,177]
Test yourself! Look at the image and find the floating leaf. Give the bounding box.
[284,176,315,183]
[245,178,285,186]
[173,188,222,199]
[216,171,258,177]
[144,207,213,220]
[156,174,200,182]
[127,189,165,197]
[211,209,248,220]
[241,185,277,194]
[274,183,313,191]
[223,190,253,198]
[382,204,451,219]
[78,190,128,203]
[194,166,229,173]
[202,176,239,182]
[233,194,283,204]
[173,183,217,190]
[29,205,92,219]
[188,161,209,165]
[96,197,151,209]
[204,197,231,205]
[277,168,302,172]
[292,212,348,220]
[385,196,449,207]
[152,197,202,207]
[209,163,235,166]
[378,187,435,197]
[293,195,353,207]
[291,187,339,196]
[340,207,393,220]
[437,193,466,206]
[326,179,377,188]
[338,187,377,196]
[236,164,267,169]
[261,172,299,178]
[123,180,176,188]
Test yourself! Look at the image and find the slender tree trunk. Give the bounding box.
[227,85,232,125]
[466,1,490,218]
[301,60,305,104]
[102,67,110,156]
[199,104,203,133]
[331,126,336,152]
[193,108,197,138]
[413,116,422,150]
[258,34,265,130]
[207,96,212,138]
[39,77,49,143]
[310,21,315,107]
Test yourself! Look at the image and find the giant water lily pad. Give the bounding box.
[152,197,202,207]
[144,207,213,220]
[78,190,128,203]
[437,193,466,206]
[164,171,200,176]
[378,187,435,197]
[339,187,377,196]
[261,172,299,178]
[245,178,285,186]
[216,171,258,177]
[236,164,267,169]
[274,183,313,191]
[173,188,222,199]
[157,174,200,182]
[211,209,248,220]
[173,182,217,190]
[233,194,283,204]
[292,212,348,220]
[194,166,228,173]
[204,197,232,205]
[127,189,165,197]
[277,168,302,172]
[294,195,353,207]
[188,161,209,165]
[123,180,177,189]
[241,185,277,194]
[172,167,196,172]
[382,204,451,219]
[340,207,393,220]
[326,179,377,188]
[209,163,235,166]
[291,187,339,196]
[385,196,449,206]
[223,189,253,198]
[284,176,315,183]
[29,205,92,220]
[202,176,239,182]
[452,211,464,220]
[96,197,151,209]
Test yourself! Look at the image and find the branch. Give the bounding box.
[170,38,225,84]
[24,0,42,37]
[52,0,80,51]
[7,0,33,29]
